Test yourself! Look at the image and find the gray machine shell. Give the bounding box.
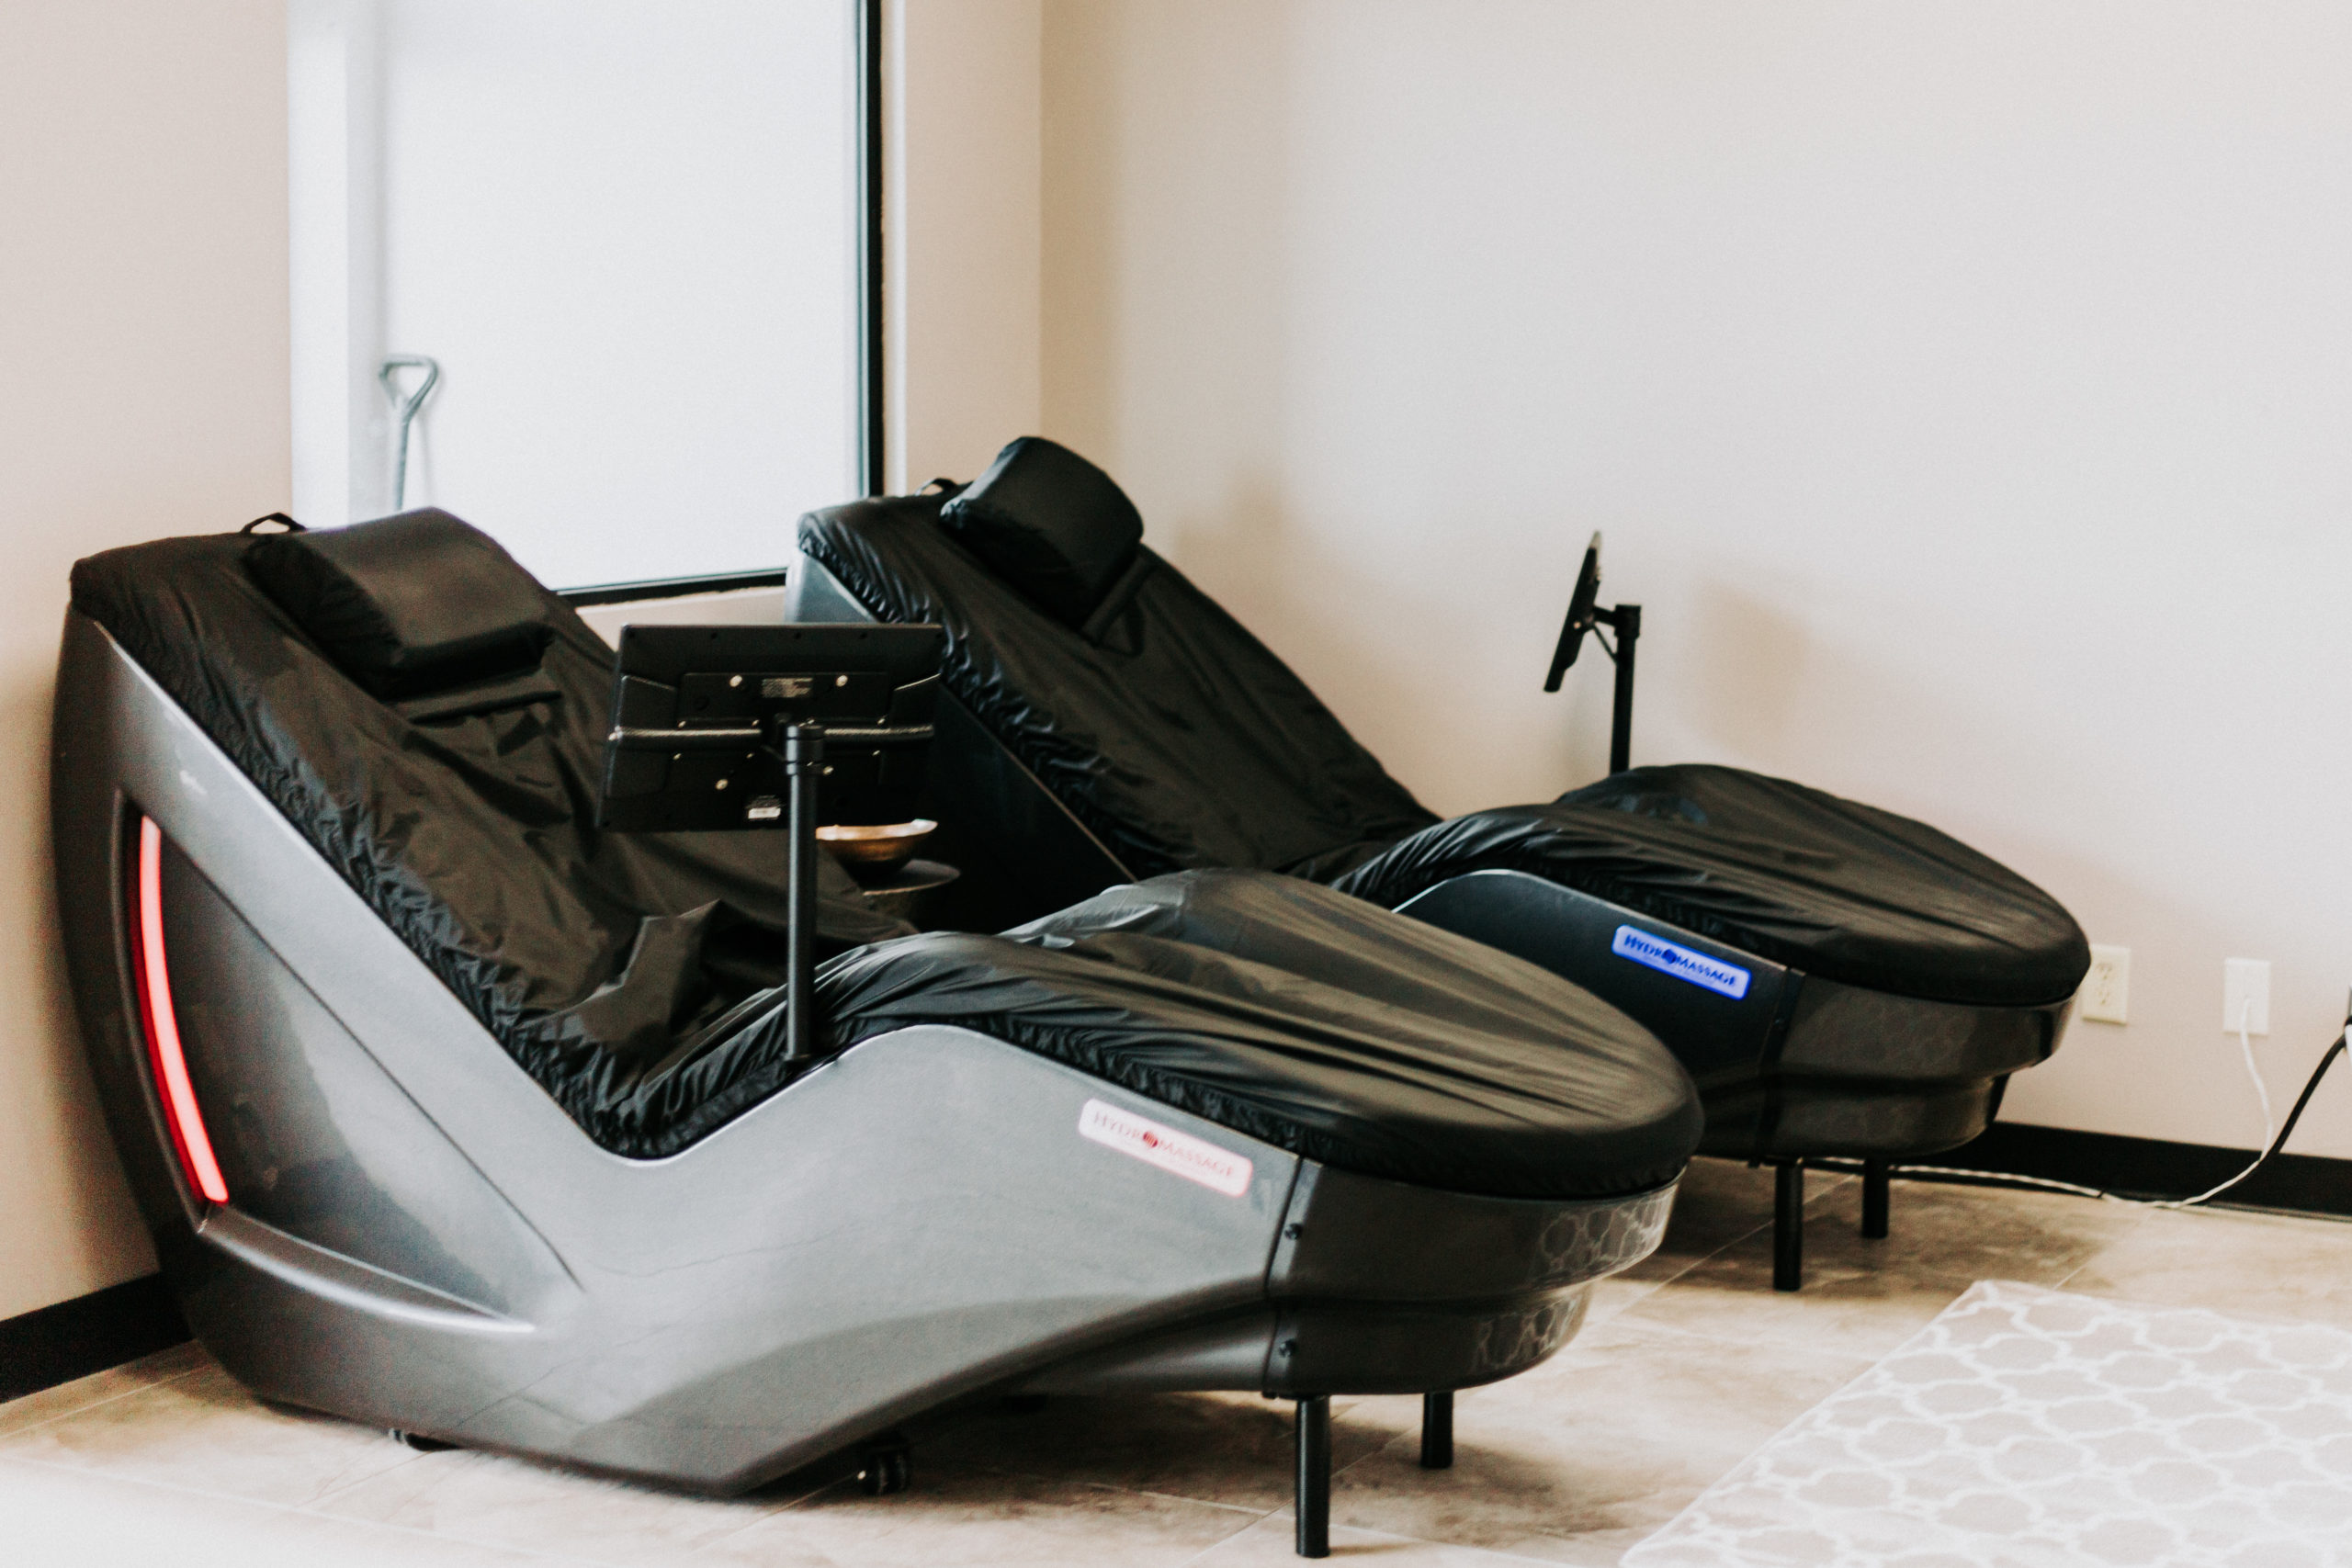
[52,610,1671,1492]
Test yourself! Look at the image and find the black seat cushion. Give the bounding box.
[801,493,1439,881]
[1334,765,2089,1008]
[939,437,1147,626]
[821,870,1699,1199]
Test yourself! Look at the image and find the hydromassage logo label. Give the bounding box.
[1611,925,1753,1000]
[1079,1100,1253,1197]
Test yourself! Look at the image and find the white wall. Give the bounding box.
[292,0,859,589]
[1041,1,2352,1157]
[888,0,1043,492]
[0,2,290,1320]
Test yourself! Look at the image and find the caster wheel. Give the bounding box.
[857,1446,911,1496]
[390,1429,458,1452]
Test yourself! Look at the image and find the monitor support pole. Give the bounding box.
[609,703,933,1071]
[781,721,825,1066]
[1596,603,1641,775]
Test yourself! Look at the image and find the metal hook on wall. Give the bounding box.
[379,355,442,513]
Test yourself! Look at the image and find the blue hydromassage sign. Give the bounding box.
[1610,925,1753,1000]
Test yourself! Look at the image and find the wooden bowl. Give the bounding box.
[815,819,938,874]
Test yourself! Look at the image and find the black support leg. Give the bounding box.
[1773,1160,1804,1292]
[1861,1159,1891,1241]
[1295,1394,1330,1558]
[1419,1391,1453,1470]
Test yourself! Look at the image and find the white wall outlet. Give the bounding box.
[2080,944,2131,1024]
[2223,958,2271,1036]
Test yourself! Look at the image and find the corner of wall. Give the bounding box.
[888,0,1044,494]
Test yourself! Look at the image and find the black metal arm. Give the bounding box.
[606,723,934,752]
[1595,604,1639,775]
[782,723,822,1065]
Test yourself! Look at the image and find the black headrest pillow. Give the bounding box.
[247,510,554,699]
[938,436,1146,626]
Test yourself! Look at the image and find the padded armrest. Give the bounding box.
[248,510,554,699]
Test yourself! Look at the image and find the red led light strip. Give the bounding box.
[132,816,229,1205]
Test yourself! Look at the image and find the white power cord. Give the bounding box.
[1883,999,2346,1213]
[2158,999,2276,1209]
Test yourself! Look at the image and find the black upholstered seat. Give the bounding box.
[72,517,1696,1195]
[798,477,2086,1012]
[1335,767,2086,1009]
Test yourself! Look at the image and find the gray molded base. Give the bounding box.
[52,610,1674,1493]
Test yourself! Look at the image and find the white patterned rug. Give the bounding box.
[1623,1280,2352,1568]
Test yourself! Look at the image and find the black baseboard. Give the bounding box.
[0,1275,188,1404]
[1906,1121,2352,1218]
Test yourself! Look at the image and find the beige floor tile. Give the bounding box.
[1578,1272,1665,1328]
[313,1445,791,1567]
[0,1457,604,1566]
[1614,1157,1792,1281]
[1188,1508,1570,1564]
[691,1463,1258,1567]
[1804,1168,2146,1284]
[1608,1233,1973,1359]
[920,1391,1387,1512]
[2062,1202,2352,1325]
[0,1340,208,1438]
[23,1182,2352,1568]
[0,1355,418,1507]
[1317,1318,1872,1562]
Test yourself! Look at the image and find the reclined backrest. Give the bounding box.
[800,440,1440,882]
[72,514,911,1155]
[74,513,1702,1199]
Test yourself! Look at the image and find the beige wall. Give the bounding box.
[12,0,2349,1323]
[888,0,1043,492]
[1041,2,2352,1157]
[0,2,291,1319]
[0,0,1037,1325]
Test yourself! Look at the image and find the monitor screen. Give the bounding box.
[598,623,944,832]
[1544,532,1603,693]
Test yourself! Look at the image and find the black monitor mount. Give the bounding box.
[595,624,945,1066]
[1542,531,1641,775]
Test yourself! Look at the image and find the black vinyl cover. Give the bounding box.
[1336,766,2091,1008]
[73,525,1698,1192]
[73,531,915,1155]
[938,438,1146,627]
[800,493,1441,882]
[799,464,2087,1010]
[824,870,1699,1199]
[247,510,554,697]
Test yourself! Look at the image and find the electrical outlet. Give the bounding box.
[2080,945,2130,1024]
[2223,958,2271,1036]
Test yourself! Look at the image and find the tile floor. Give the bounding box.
[8,1158,2351,1566]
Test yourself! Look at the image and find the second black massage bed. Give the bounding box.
[795,436,2091,1290]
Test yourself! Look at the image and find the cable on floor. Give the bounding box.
[1819,998,2351,1213]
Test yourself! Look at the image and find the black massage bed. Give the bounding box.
[795,436,2091,1291]
[53,511,1699,1557]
